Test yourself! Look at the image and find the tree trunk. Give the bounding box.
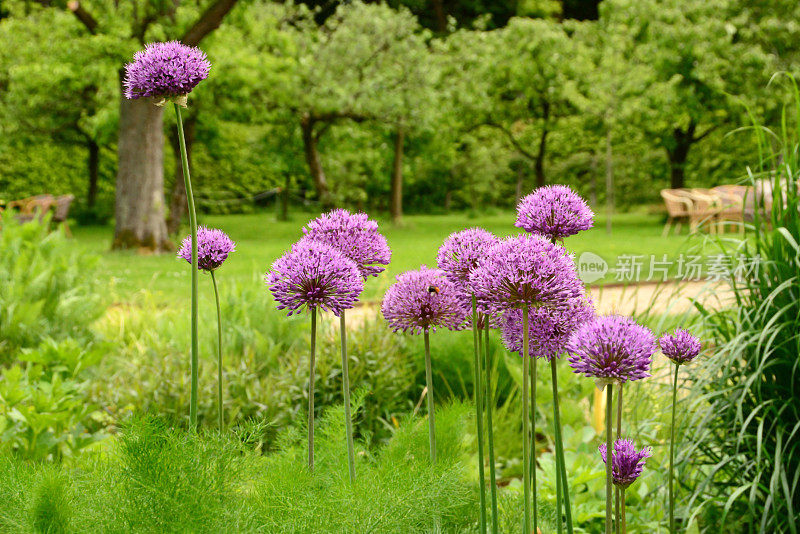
[666,123,695,190]
[589,152,599,208]
[515,163,525,205]
[167,114,196,235]
[605,128,614,235]
[112,94,171,252]
[390,127,405,223]
[86,138,99,209]
[300,115,332,208]
[279,173,290,221]
[534,102,550,189]
[431,0,447,33]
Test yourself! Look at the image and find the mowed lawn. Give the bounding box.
[74,210,709,306]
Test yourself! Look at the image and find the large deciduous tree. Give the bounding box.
[453,19,583,189]
[608,0,768,189]
[0,8,116,209]
[26,0,240,251]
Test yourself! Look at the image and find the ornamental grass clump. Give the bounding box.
[658,328,701,534]
[178,227,235,431]
[267,238,363,470]
[470,234,585,534]
[567,315,656,534]
[381,266,467,463]
[302,209,391,483]
[599,439,652,534]
[124,41,210,428]
[514,184,595,534]
[437,227,499,532]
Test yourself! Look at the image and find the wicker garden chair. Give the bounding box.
[712,185,748,233]
[12,195,55,224]
[660,189,694,236]
[687,189,722,234]
[53,194,75,236]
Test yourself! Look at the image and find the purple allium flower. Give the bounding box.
[177,226,235,272]
[124,41,210,100]
[302,209,391,279]
[501,298,595,360]
[567,315,656,385]
[381,266,468,334]
[599,438,652,489]
[266,238,363,317]
[436,228,499,287]
[659,328,702,365]
[468,234,585,313]
[515,185,594,240]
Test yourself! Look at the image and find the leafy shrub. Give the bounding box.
[0,339,109,460]
[0,212,104,360]
[683,79,800,532]
[93,287,417,447]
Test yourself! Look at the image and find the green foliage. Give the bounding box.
[0,339,110,461]
[29,471,73,534]
[92,286,418,447]
[682,78,800,532]
[0,213,104,359]
[0,403,479,532]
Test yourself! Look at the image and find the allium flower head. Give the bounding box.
[266,238,363,317]
[515,185,594,240]
[436,228,499,287]
[567,315,656,386]
[302,209,391,279]
[659,328,702,365]
[381,266,468,334]
[502,298,595,360]
[468,234,585,313]
[124,41,210,101]
[599,438,652,489]
[177,226,235,272]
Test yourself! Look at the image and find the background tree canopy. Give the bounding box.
[0,0,794,248]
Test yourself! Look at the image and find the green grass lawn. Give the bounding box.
[73,209,709,305]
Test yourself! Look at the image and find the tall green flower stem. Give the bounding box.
[605,384,614,534]
[530,352,538,534]
[174,103,199,429]
[621,489,627,534]
[550,359,566,534]
[669,364,679,534]
[615,384,623,534]
[340,310,356,484]
[521,304,532,534]
[472,297,487,532]
[424,330,436,463]
[308,309,317,471]
[483,320,499,534]
[210,271,223,431]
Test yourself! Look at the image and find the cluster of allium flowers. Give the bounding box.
[515,185,594,240]
[266,238,363,316]
[567,315,656,384]
[124,41,210,100]
[302,209,391,279]
[502,298,595,361]
[468,234,584,313]
[659,328,702,365]
[178,226,235,272]
[436,228,499,287]
[599,439,652,489]
[381,266,468,334]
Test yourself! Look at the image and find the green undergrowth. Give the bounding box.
[0,403,486,533]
